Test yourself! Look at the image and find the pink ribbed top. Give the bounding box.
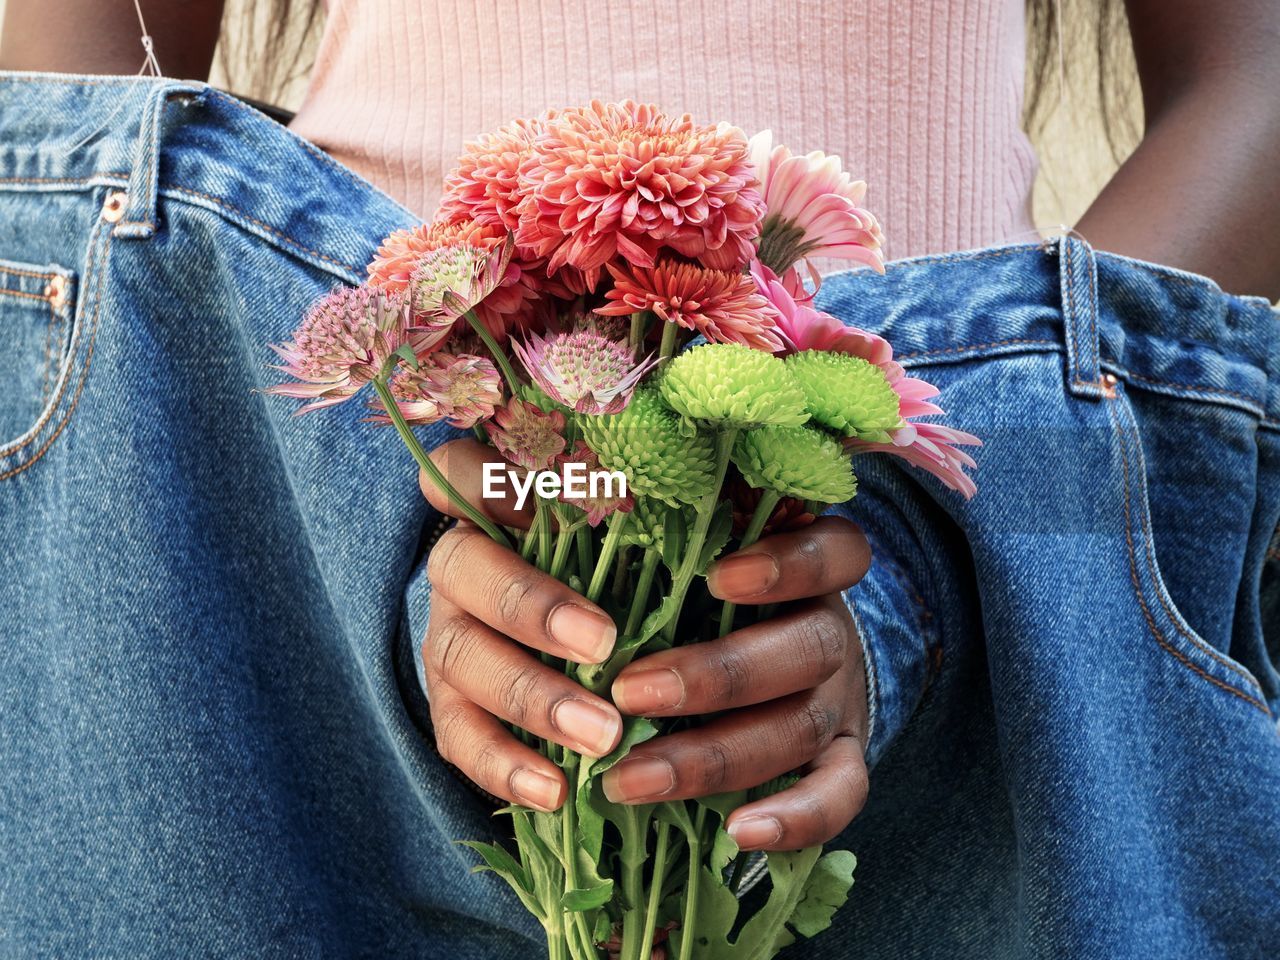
[291,0,1038,261]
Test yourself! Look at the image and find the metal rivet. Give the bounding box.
[1101,372,1119,397]
[101,190,128,223]
[43,275,68,311]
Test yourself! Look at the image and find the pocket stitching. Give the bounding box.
[1109,394,1270,715]
[0,224,107,478]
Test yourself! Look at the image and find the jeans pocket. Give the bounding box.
[0,257,78,452]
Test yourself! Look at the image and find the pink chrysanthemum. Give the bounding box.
[554,441,635,527]
[752,262,979,495]
[511,326,655,415]
[515,101,765,289]
[749,130,885,276]
[370,353,503,428]
[437,117,547,231]
[484,397,567,471]
[368,221,538,339]
[597,259,782,352]
[267,287,444,414]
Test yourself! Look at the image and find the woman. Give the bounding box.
[0,2,1276,958]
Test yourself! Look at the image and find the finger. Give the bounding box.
[706,515,871,604]
[600,686,842,804]
[419,437,535,529]
[611,596,852,716]
[428,525,617,663]
[427,676,568,811]
[426,596,623,758]
[724,734,869,850]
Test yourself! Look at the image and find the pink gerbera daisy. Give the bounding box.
[512,326,655,415]
[266,287,446,414]
[367,221,538,339]
[555,441,635,527]
[597,258,782,352]
[484,397,567,471]
[515,101,765,290]
[749,130,885,276]
[752,261,892,363]
[369,353,503,428]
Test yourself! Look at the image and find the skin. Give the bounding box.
[4,0,1277,850]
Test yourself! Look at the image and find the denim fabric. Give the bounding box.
[1,74,1277,960]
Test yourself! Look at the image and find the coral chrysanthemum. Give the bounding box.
[484,396,567,471]
[555,441,635,527]
[437,117,547,231]
[267,287,443,413]
[368,222,535,338]
[515,101,765,289]
[786,350,902,442]
[511,326,655,415]
[659,342,808,429]
[733,425,857,503]
[596,259,783,352]
[580,388,718,507]
[370,353,502,428]
[749,129,885,276]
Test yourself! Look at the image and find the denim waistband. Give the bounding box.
[0,71,413,286]
[3,72,1277,425]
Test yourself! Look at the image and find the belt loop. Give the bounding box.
[1059,234,1106,399]
[113,81,206,240]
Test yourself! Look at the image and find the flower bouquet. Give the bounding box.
[269,101,977,960]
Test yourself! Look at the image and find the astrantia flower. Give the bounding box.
[554,441,635,527]
[752,261,892,362]
[267,287,439,413]
[597,259,782,352]
[749,129,885,275]
[786,350,902,442]
[659,342,808,429]
[485,396,567,470]
[406,238,519,328]
[580,389,718,507]
[511,326,656,415]
[515,101,765,289]
[368,220,539,336]
[733,425,857,503]
[437,117,547,231]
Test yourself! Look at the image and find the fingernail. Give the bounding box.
[511,768,563,811]
[727,815,783,849]
[552,698,622,757]
[548,604,617,662]
[709,553,779,598]
[612,668,685,715]
[601,756,675,803]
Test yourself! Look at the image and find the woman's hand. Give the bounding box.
[419,439,871,850]
[606,519,871,852]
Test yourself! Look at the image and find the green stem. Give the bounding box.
[575,524,594,583]
[522,504,543,562]
[371,376,508,545]
[550,518,578,583]
[717,488,781,637]
[629,311,649,361]
[586,511,627,604]
[560,753,597,959]
[657,320,680,362]
[463,308,521,396]
[611,545,632,604]
[538,499,553,570]
[677,806,708,960]
[637,822,672,960]
[660,429,738,645]
[624,549,662,638]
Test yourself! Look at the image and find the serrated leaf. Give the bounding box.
[735,846,823,960]
[457,840,544,920]
[696,500,734,574]
[710,826,739,875]
[561,880,614,912]
[653,799,696,838]
[788,850,857,939]
[665,864,741,960]
[574,717,660,862]
[392,343,419,370]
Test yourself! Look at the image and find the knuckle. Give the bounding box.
[429,614,476,680]
[693,740,733,794]
[793,609,848,676]
[427,526,470,586]
[493,573,539,627]
[467,742,505,792]
[431,704,469,764]
[497,664,541,726]
[707,648,752,707]
[794,701,838,754]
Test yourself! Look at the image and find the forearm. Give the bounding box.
[0,0,224,81]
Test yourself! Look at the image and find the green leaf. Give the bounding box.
[391,343,419,370]
[574,717,659,862]
[697,790,748,821]
[734,846,823,960]
[662,509,687,571]
[665,864,741,960]
[592,716,660,777]
[592,911,614,945]
[653,799,696,838]
[696,500,734,574]
[561,880,615,912]
[788,850,857,939]
[710,826,739,876]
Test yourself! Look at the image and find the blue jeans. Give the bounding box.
[0,74,1276,959]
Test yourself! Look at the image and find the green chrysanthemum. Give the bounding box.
[618,497,692,550]
[786,350,902,441]
[733,425,857,503]
[659,343,808,429]
[580,388,717,507]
